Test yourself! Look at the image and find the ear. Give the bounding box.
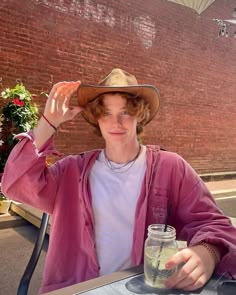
[137,115,143,123]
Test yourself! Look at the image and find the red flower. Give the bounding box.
[13,98,24,107]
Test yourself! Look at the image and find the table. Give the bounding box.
[43,265,235,295]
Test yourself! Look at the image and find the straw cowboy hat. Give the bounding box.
[77,68,160,125]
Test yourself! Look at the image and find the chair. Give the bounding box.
[17,212,50,295]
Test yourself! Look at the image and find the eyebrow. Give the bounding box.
[104,106,127,111]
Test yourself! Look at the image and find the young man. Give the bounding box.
[2,68,236,294]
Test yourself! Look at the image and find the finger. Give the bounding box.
[50,81,80,102]
[58,81,80,105]
[67,106,84,120]
[165,249,189,269]
[164,250,195,289]
[50,82,79,112]
[49,82,68,100]
[61,81,80,97]
[56,83,73,101]
[57,82,82,119]
[167,265,203,290]
[181,273,208,291]
[63,82,81,107]
[45,81,81,118]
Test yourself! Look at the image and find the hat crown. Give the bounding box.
[98,68,138,87]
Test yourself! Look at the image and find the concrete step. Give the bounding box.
[200,171,236,182]
[9,202,50,234]
[211,189,236,199]
[0,209,29,229]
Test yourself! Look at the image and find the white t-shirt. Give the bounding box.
[89,146,147,276]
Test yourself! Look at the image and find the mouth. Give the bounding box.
[108,131,125,136]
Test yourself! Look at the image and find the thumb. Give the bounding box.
[69,106,84,119]
[165,251,182,270]
[165,260,176,270]
[165,250,186,270]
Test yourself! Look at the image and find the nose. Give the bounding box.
[111,114,122,126]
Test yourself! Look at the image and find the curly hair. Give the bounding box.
[82,92,150,137]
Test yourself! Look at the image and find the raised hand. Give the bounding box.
[44,81,83,128]
[33,81,83,149]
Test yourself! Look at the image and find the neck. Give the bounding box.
[105,142,141,164]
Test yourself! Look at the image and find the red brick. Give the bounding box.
[0,0,236,173]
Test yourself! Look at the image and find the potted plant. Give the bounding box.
[0,83,39,213]
[0,177,11,214]
[0,83,39,173]
[0,190,11,214]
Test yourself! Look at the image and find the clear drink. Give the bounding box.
[144,245,177,288]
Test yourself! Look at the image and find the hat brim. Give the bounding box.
[77,84,160,125]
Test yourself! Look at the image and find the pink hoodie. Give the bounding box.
[2,132,236,294]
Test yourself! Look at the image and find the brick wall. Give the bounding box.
[0,0,236,173]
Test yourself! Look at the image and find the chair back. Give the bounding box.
[17,212,50,295]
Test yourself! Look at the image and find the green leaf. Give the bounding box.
[0,83,39,172]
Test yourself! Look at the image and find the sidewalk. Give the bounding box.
[205,179,236,193]
[205,179,236,224]
[0,223,48,295]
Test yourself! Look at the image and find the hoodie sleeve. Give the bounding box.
[169,153,236,278]
[1,131,62,214]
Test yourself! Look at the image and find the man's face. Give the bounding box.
[97,93,138,146]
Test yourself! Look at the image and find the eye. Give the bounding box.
[120,110,129,115]
[103,111,111,116]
